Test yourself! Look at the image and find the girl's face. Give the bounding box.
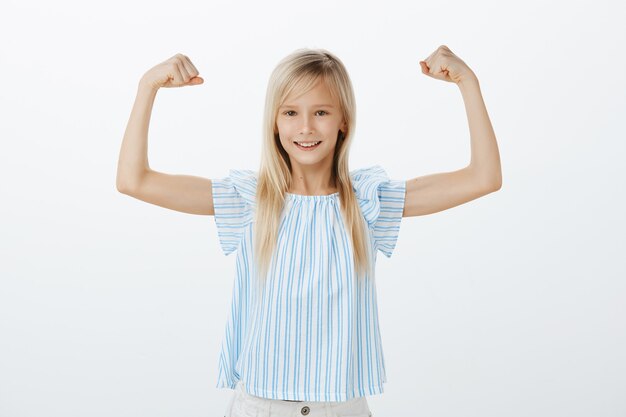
[276,79,346,168]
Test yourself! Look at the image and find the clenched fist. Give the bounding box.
[419,45,476,84]
[140,53,204,90]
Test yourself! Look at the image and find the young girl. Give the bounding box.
[117,46,501,417]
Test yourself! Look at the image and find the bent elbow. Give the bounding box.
[116,179,134,195]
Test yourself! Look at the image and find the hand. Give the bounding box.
[140,53,204,90]
[419,45,476,84]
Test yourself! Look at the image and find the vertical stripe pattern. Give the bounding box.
[211,165,406,402]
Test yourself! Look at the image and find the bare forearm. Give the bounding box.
[458,76,502,190]
[116,80,159,192]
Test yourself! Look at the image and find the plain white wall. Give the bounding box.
[1,0,625,416]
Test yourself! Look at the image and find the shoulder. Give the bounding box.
[228,168,257,184]
[349,164,394,196]
[350,164,388,177]
[350,165,405,227]
[216,168,258,207]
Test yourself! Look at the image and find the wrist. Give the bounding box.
[138,77,160,94]
[457,72,479,89]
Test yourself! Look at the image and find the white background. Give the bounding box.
[1,0,625,416]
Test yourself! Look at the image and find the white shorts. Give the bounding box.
[225,380,373,417]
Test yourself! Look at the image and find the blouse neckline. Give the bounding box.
[285,191,339,201]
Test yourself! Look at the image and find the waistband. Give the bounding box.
[230,381,371,416]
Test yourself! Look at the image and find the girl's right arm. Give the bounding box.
[116,54,214,216]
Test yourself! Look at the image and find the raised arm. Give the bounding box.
[403,45,502,217]
[116,54,215,216]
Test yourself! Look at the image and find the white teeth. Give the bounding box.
[295,141,321,147]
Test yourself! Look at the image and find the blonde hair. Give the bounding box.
[253,47,373,288]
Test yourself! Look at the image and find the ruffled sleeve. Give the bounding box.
[350,165,406,258]
[211,169,257,256]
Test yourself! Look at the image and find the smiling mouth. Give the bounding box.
[293,141,322,150]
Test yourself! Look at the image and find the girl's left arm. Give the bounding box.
[403,45,502,217]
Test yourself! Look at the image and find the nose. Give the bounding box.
[299,114,314,135]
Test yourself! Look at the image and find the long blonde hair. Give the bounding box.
[253,48,373,288]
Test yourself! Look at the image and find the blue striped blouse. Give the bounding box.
[211,165,406,402]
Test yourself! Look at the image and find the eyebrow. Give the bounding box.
[279,103,335,109]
